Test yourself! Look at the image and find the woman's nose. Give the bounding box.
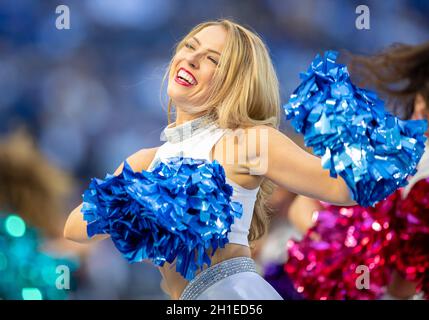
[186,53,200,69]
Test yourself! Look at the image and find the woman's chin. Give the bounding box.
[167,87,191,102]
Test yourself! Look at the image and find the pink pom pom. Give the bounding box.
[395,178,429,298]
[285,192,400,300]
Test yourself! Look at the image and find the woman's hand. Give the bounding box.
[63,147,159,243]
[241,125,356,206]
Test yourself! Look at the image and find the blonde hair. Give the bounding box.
[161,19,281,242]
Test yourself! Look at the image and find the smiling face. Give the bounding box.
[167,25,227,115]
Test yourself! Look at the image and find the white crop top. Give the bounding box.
[147,114,260,247]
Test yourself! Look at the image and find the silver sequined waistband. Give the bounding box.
[179,256,258,300]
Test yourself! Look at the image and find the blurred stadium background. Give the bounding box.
[0,0,428,299]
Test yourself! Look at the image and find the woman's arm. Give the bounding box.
[63,203,109,243]
[250,126,356,206]
[63,147,159,243]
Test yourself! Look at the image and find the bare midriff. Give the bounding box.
[158,243,251,300]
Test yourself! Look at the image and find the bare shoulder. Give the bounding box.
[243,124,278,136]
[241,125,280,154]
[131,147,159,166]
[247,125,292,144]
[113,147,159,175]
[222,124,278,140]
[224,124,278,142]
[215,125,279,160]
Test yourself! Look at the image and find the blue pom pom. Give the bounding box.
[82,157,243,280]
[284,51,427,207]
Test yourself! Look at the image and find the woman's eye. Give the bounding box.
[185,43,194,50]
[208,57,218,65]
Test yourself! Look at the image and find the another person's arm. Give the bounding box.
[288,195,323,234]
[63,147,158,243]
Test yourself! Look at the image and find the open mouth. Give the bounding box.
[175,68,197,87]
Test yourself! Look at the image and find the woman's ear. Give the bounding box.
[411,94,427,120]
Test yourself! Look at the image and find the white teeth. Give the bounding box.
[178,69,196,85]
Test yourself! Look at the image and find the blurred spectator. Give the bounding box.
[0,128,81,299]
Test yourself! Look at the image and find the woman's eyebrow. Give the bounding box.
[192,36,221,56]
